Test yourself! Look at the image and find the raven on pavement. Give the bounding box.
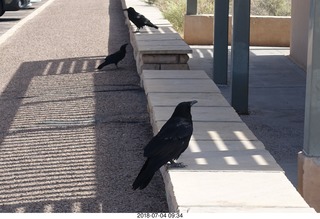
[123,7,158,32]
[97,43,128,69]
[132,100,197,190]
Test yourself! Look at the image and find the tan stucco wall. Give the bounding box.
[250,16,291,47]
[290,0,310,71]
[184,15,291,47]
[183,14,231,45]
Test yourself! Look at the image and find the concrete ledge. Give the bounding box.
[142,69,314,213]
[121,0,192,75]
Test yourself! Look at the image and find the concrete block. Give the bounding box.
[187,139,267,152]
[137,39,188,47]
[193,121,259,141]
[166,171,310,210]
[178,207,316,213]
[160,64,189,70]
[142,54,179,64]
[138,45,192,54]
[178,54,189,63]
[154,121,259,141]
[150,106,241,122]
[146,92,230,107]
[135,33,182,41]
[142,70,209,79]
[143,79,221,94]
[140,64,161,71]
[178,140,282,171]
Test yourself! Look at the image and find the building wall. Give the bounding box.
[290,0,310,71]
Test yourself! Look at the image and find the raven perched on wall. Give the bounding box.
[123,7,158,32]
[97,43,128,70]
[132,100,197,190]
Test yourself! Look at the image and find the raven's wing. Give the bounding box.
[135,14,147,28]
[104,50,123,63]
[141,15,158,29]
[128,12,144,28]
[138,14,155,27]
[144,117,193,158]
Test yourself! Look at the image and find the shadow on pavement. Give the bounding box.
[0,52,166,212]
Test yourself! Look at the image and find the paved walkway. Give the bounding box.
[188,46,306,187]
[0,0,168,213]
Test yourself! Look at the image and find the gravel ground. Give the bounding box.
[0,0,168,213]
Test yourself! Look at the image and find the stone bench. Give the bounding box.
[121,0,192,75]
[141,69,314,213]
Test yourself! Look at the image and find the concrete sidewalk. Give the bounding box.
[189,46,306,187]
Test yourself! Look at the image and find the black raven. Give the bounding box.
[97,43,128,70]
[123,7,158,32]
[132,100,197,190]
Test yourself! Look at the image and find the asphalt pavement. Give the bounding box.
[0,0,168,213]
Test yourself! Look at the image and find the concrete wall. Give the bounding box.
[184,15,291,47]
[290,0,310,71]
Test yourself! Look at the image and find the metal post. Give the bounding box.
[213,0,229,84]
[303,0,320,156]
[186,0,197,15]
[231,0,250,114]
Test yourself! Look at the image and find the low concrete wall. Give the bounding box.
[184,15,291,47]
[121,0,192,75]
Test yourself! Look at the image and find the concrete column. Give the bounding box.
[298,0,320,212]
[213,0,229,84]
[303,0,320,157]
[230,0,250,114]
[186,0,197,15]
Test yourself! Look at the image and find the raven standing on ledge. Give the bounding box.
[123,7,158,32]
[132,100,197,190]
[97,43,128,70]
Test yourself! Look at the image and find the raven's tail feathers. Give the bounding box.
[146,21,158,29]
[151,24,159,29]
[132,158,157,190]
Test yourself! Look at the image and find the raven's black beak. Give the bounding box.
[190,100,198,106]
[123,8,128,11]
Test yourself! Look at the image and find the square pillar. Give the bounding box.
[230,0,250,114]
[213,0,229,84]
[298,0,320,212]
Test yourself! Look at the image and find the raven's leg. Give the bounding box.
[133,27,140,33]
[167,159,187,168]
